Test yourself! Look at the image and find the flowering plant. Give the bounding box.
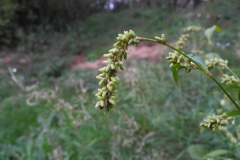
[95,26,240,132]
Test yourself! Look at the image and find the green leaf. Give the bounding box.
[205,53,220,59]
[238,89,240,101]
[204,25,221,44]
[203,149,230,159]
[225,85,240,91]
[187,145,207,160]
[232,69,240,73]
[172,64,180,86]
[226,110,240,116]
[188,54,209,72]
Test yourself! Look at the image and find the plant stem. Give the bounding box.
[138,37,210,74]
[227,67,238,79]
[209,75,240,111]
[137,36,240,111]
[164,43,210,73]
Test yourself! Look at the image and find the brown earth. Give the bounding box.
[71,43,169,70]
[0,43,169,72]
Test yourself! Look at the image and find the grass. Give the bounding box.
[0,59,239,159]
[1,1,240,159]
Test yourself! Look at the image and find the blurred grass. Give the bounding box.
[1,59,239,159]
[1,0,240,159]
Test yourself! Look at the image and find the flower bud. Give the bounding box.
[154,36,162,41]
[95,92,102,96]
[113,42,121,48]
[112,48,120,54]
[102,91,107,98]
[121,35,128,42]
[124,54,127,60]
[106,64,111,72]
[115,62,119,66]
[99,78,106,86]
[100,100,104,107]
[128,39,134,45]
[111,63,115,70]
[111,77,116,82]
[119,64,124,71]
[117,37,122,41]
[95,101,100,108]
[103,60,109,64]
[129,30,136,37]
[96,76,103,80]
[109,99,115,105]
[103,54,110,58]
[161,34,165,41]
[99,67,106,72]
[110,96,117,100]
[97,96,103,100]
[107,84,113,92]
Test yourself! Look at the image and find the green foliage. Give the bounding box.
[1,59,240,159]
[1,0,240,159]
[39,58,67,78]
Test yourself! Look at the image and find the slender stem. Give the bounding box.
[209,75,240,111]
[164,43,209,73]
[138,37,210,75]
[227,67,238,79]
[137,36,240,111]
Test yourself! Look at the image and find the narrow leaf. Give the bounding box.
[204,25,221,44]
[225,85,240,91]
[203,149,230,159]
[238,89,240,101]
[172,64,180,86]
[232,69,240,73]
[226,110,240,116]
[188,54,208,71]
[205,53,220,59]
[187,145,207,160]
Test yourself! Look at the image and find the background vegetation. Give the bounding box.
[1,0,240,159]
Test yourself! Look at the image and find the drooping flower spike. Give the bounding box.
[95,30,138,112]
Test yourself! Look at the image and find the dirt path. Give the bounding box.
[0,43,169,73]
[71,43,169,70]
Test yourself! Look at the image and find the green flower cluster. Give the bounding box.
[166,52,197,73]
[166,33,197,72]
[200,113,235,131]
[184,25,201,33]
[221,74,240,86]
[175,34,190,49]
[205,58,228,69]
[191,49,204,55]
[95,30,137,112]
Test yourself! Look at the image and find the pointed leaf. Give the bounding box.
[232,69,240,73]
[205,53,220,59]
[188,54,208,71]
[215,26,222,32]
[225,85,240,91]
[227,110,240,116]
[172,64,180,86]
[203,149,230,159]
[238,89,240,101]
[187,145,207,160]
[204,25,221,44]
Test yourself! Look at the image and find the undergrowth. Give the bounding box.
[1,59,240,159]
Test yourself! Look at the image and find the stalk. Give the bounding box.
[137,37,240,111]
